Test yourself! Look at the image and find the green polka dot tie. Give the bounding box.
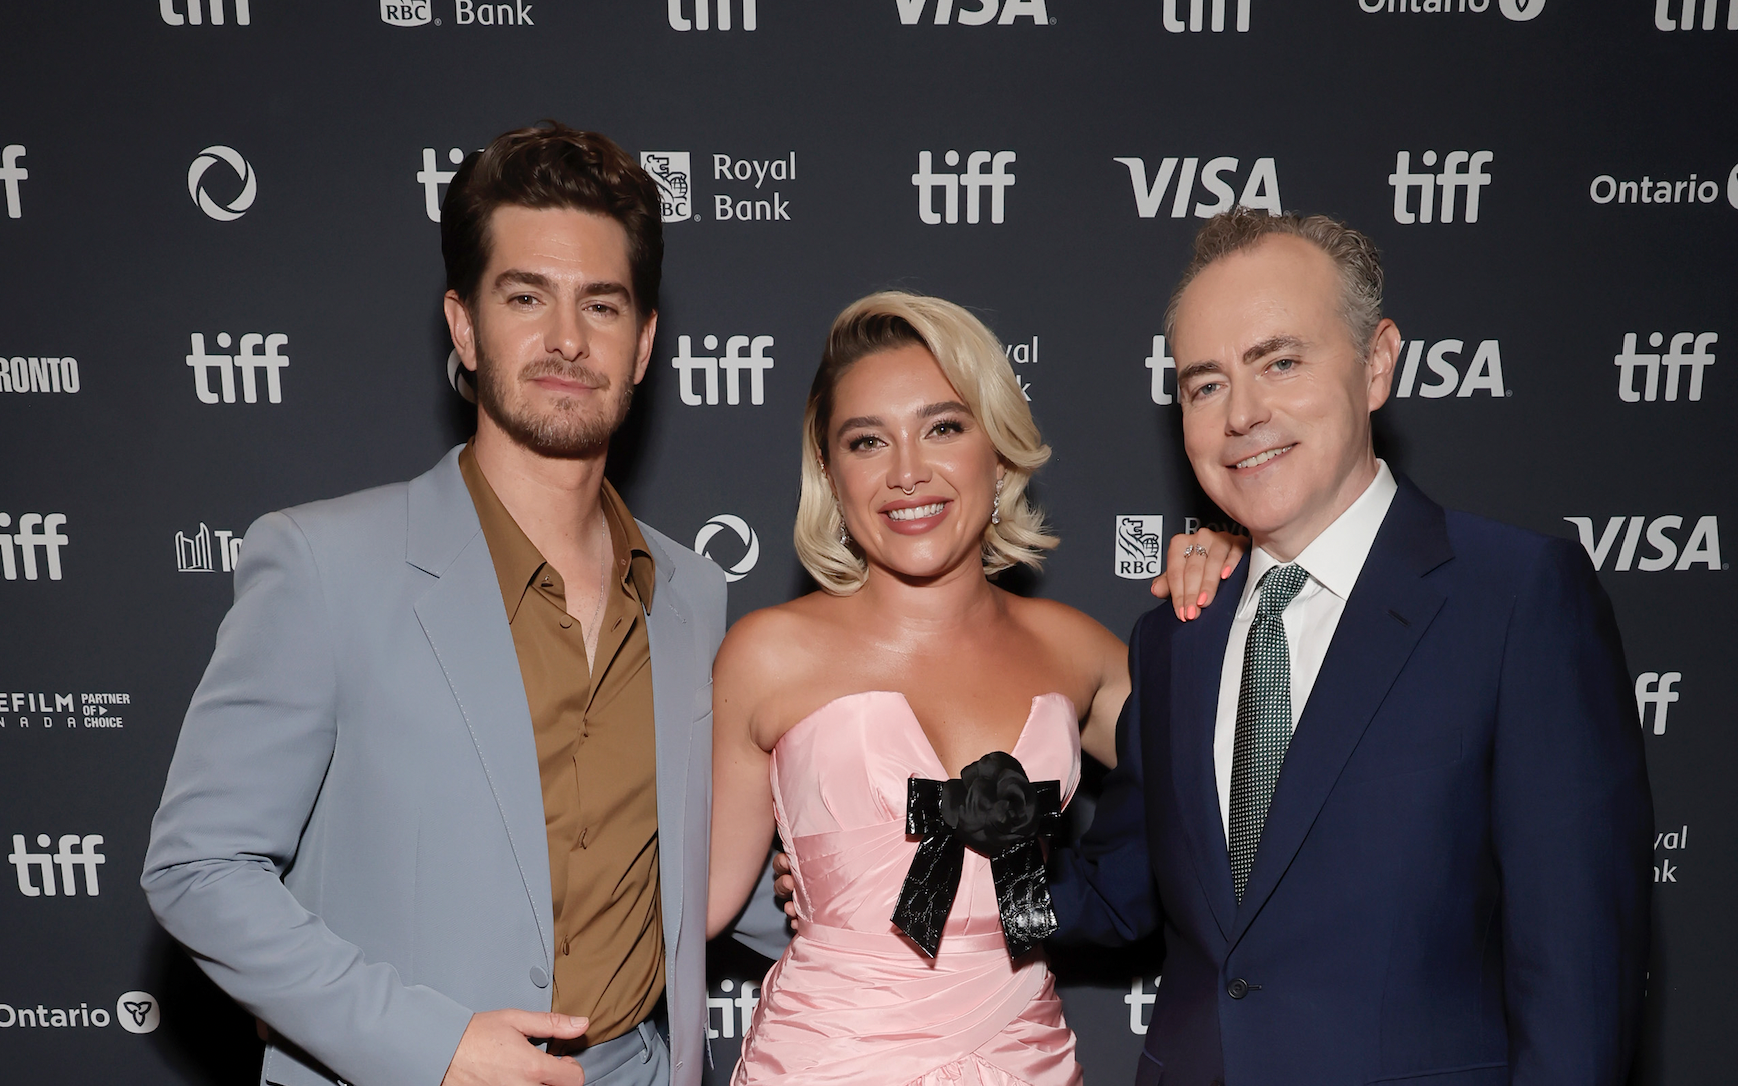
[1229,563,1310,903]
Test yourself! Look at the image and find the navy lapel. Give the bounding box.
[640,528,692,968]
[407,447,555,966]
[1169,555,1248,942]
[1230,478,1454,945]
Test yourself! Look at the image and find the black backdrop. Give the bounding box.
[1,1,1732,1083]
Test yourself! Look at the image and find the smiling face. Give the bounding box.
[443,204,656,459]
[1172,234,1399,560]
[825,344,1004,584]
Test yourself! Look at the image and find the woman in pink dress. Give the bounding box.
[706,292,1242,1085]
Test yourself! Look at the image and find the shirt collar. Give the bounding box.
[1241,459,1399,610]
[599,478,657,613]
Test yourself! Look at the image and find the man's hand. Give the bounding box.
[440,1010,590,1086]
[1151,528,1246,621]
[772,851,797,921]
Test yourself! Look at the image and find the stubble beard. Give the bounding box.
[473,342,634,460]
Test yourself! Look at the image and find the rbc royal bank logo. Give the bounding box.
[161,0,251,24]
[670,0,757,29]
[1613,332,1716,401]
[1116,156,1282,218]
[1393,339,1507,398]
[1162,0,1249,31]
[1388,150,1493,224]
[0,145,25,219]
[382,0,432,24]
[642,152,693,223]
[1564,515,1722,571]
[186,332,289,404]
[187,145,257,222]
[1115,516,1165,579]
[8,833,105,896]
[913,151,1016,224]
[895,0,1051,23]
[695,515,759,582]
[671,335,774,405]
[1,514,69,582]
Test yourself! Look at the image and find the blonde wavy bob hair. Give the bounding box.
[795,291,1057,595]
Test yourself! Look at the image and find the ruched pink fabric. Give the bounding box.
[732,691,1084,1086]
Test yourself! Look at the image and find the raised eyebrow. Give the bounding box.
[919,400,972,419]
[1242,335,1307,364]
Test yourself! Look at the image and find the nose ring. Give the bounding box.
[900,484,915,495]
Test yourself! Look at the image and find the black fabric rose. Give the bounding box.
[941,751,1043,857]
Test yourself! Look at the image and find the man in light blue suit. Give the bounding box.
[144,124,754,1086]
[1050,209,1653,1086]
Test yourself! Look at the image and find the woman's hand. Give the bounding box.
[1151,528,1247,621]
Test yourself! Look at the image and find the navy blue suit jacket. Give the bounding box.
[1050,477,1652,1086]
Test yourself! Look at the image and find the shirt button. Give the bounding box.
[560,618,573,629]
[1227,978,1249,999]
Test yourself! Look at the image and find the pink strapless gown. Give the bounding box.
[732,691,1084,1086]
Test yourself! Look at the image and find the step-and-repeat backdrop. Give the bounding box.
[1,1,1731,1083]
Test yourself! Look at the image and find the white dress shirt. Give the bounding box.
[1214,460,1399,844]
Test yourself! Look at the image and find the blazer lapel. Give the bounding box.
[1230,478,1453,945]
[641,529,694,965]
[1170,555,1248,942]
[408,448,555,965]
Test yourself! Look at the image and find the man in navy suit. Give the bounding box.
[1049,209,1653,1086]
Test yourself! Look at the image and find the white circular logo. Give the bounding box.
[1498,0,1546,20]
[695,514,759,583]
[187,145,257,222]
[447,349,477,403]
[115,991,160,1034]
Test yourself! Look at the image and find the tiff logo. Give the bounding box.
[1655,0,1737,28]
[1564,515,1722,571]
[160,0,250,24]
[176,523,242,573]
[1163,0,1250,31]
[896,0,1050,23]
[8,834,105,896]
[1146,335,1177,405]
[1,145,25,219]
[1125,976,1161,1034]
[913,151,1016,224]
[1614,332,1715,402]
[670,0,756,29]
[1393,339,1506,398]
[1389,150,1493,223]
[1635,672,1680,735]
[1,514,69,582]
[672,336,775,405]
[417,148,468,222]
[706,979,761,1037]
[186,333,289,404]
[1116,156,1282,219]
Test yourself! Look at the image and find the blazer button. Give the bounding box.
[1227,978,1249,999]
[530,966,550,988]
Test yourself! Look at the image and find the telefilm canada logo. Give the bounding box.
[0,690,133,732]
[8,834,105,896]
[671,335,775,405]
[1358,0,1544,18]
[1389,150,1493,223]
[188,145,257,222]
[0,992,160,1034]
[1654,0,1735,30]
[1392,339,1507,398]
[1563,515,1722,572]
[1162,0,1249,32]
[1,145,25,219]
[695,515,759,583]
[913,151,1017,224]
[895,0,1052,24]
[186,332,290,404]
[1,356,79,394]
[1116,156,1283,219]
[1613,332,1716,402]
[161,0,250,24]
[1,513,69,582]
[670,0,757,29]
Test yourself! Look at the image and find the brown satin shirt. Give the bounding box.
[459,445,664,1044]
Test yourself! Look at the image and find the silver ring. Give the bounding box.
[1183,544,1207,557]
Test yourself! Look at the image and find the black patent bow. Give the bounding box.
[891,751,1063,959]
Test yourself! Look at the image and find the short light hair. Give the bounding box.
[1164,207,1386,359]
[795,292,1057,595]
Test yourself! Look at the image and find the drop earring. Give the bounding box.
[990,477,1004,525]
